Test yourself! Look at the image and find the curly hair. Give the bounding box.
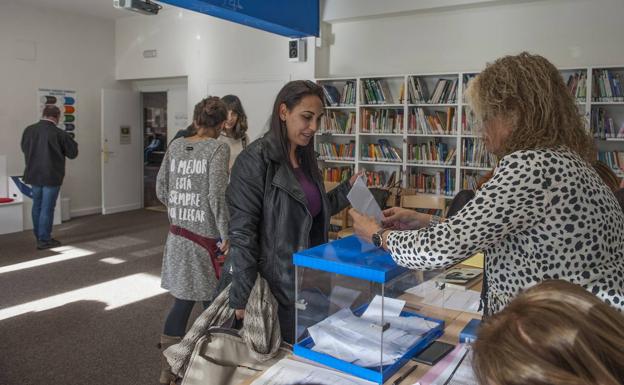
[466,52,595,161]
[194,96,227,128]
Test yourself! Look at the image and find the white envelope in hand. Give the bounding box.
[347,177,383,223]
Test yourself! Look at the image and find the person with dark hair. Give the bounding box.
[155,97,230,384]
[226,80,361,343]
[219,94,250,170]
[21,105,78,249]
[473,280,624,385]
[351,52,624,315]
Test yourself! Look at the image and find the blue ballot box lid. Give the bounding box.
[293,235,407,283]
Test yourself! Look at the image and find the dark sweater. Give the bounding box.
[21,120,78,186]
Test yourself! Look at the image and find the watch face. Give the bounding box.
[372,233,382,247]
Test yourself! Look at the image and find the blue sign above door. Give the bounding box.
[159,0,319,38]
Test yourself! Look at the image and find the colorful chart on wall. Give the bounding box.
[38,88,77,138]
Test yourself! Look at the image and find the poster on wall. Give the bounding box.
[38,88,77,138]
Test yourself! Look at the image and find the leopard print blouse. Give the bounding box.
[387,148,624,314]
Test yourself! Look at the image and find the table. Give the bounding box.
[239,282,482,385]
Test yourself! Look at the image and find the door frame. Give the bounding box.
[133,79,187,208]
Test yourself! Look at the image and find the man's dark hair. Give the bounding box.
[42,105,61,119]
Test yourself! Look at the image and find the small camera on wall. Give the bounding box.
[288,39,306,62]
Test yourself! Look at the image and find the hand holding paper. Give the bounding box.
[347,176,383,223]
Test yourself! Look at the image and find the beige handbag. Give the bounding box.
[181,327,290,385]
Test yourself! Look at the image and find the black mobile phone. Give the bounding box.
[412,341,455,366]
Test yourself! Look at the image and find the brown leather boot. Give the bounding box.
[158,334,182,384]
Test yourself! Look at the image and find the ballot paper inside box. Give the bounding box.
[292,235,446,384]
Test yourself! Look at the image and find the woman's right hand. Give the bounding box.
[382,207,428,230]
[235,309,245,320]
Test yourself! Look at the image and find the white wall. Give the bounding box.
[324,0,624,77]
[0,0,126,217]
[116,9,317,140]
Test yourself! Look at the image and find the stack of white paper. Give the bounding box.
[307,296,437,367]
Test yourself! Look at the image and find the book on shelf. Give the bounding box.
[407,76,430,104]
[408,169,456,196]
[565,71,587,102]
[322,166,353,183]
[361,108,404,134]
[340,81,356,106]
[428,78,458,104]
[592,69,624,102]
[320,111,355,134]
[592,107,624,139]
[462,138,497,168]
[408,107,457,135]
[407,140,456,165]
[441,267,483,291]
[461,172,485,190]
[365,170,398,188]
[317,141,355,161]
[598,151,624,178]
[321,84,341,106]
[360,78,394,104]
[360,139,402,162]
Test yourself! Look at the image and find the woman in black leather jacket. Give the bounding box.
[225,80,358,343]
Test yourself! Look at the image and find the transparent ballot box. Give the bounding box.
[293,236,447,384]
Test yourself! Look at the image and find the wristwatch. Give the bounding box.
[429,215,442,226]
[372,229,387,248]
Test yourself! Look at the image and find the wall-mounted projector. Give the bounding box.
[113,0,161,15]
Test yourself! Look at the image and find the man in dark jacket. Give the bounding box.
[21,105,78,249]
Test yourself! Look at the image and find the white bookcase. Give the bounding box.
[316,66,624,198]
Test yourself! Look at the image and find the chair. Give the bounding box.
[400,193,446,214]
[325,182,350,240]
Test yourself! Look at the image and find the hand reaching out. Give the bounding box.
[382,207,430,230]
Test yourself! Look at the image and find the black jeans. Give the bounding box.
[163,297,210,337]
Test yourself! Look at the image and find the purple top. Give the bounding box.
[293,168,321,218]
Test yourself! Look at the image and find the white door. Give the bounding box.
[101,89,142,214]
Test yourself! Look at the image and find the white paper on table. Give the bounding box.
[250,358,377,385]
[347,176,383,222]
[406,280,438,297]
[406,281,481,314]
[329,285,361,309]
[361,295,406,322]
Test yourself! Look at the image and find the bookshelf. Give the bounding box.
[316,66,624,197]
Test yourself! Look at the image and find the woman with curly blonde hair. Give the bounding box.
[351,52,624,314]
[473,280,624,385]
